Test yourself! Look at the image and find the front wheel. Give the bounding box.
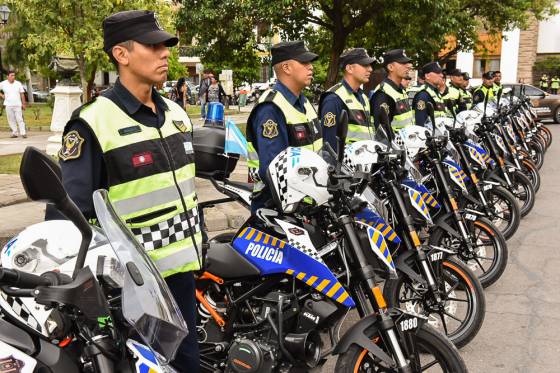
[430,216,508,288]
[509,170,536,217]
[335,324,468,373]
[384,258,485,348]
[481,185,521,240]
[519,158,541,193]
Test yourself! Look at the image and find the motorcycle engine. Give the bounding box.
[226,338,276,373]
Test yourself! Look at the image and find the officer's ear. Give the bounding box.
[112,41,134,68]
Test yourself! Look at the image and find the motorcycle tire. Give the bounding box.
[538,125,552,148]
[509,170,536,217]
[384,258,485,348]
[430,216,508,288]
[482,185,521,240]
[528,140,544,169]
[519,158,541,193]
[534,132,549,153]
[335,323,468,373]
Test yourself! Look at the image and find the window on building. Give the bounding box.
[473,58,500,78]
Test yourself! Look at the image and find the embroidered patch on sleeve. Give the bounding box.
[380,102,390,114]
[59,130,84,161]
[323,112,336,127]
[416,100,426,110]
[173,119,189,133]
[262,119,279,139]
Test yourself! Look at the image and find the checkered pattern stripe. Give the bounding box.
[287,238,322,262]
[394,133,405,148]
[131,207,200,251]
[274,152,290,206]
[1,292,41,332]
[249,167,261,183]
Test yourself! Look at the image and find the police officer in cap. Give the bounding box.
[370,49,415,133]
[473,71,495,105]
[412,61,447,127]
[246,41,321,212]
[48,10,202,371]
[460,72,473,109]
[319,47,374,151]
[444,69,467,113]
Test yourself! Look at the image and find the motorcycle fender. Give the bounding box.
[332,314,395,366]
[485,169,507,186]
[461,190,480,205]
[433,212,462,239]
[395,250,426,284]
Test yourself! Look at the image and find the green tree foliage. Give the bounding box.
[177,0,557,88]
[8,0,176,100]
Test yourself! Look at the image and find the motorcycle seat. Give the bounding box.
[205,242,260,279]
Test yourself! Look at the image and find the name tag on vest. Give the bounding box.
[118,125,141,136]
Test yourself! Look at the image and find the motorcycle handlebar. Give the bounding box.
[0,268,52,289]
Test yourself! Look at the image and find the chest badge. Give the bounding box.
[262,119,279,139]
[59,130,84,161]
[173,120,189,133]
[132,152,154,167]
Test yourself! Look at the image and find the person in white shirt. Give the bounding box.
[0,71,27,138]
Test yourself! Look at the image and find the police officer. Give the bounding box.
[492,70,503,98]
[473,71,495,105]
[540,73,549,92]
[444,69,467,113]
[246,41,321,212]
[48,11,201,371]
[551,75,559,95]
[370,49,415,134]
[412,61,447,127]
[319,48,374,150]
[407,71,425,104]
[460,72,473,109]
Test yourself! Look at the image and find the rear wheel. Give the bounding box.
[335,324,467,373]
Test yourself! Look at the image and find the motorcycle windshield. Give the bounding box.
[92,190,188,364]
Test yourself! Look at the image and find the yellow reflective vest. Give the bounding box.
[374,81,415,131]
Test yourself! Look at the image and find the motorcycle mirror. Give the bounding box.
[19,147,92,279]
[337,110,349,162]
[426,102,436,136]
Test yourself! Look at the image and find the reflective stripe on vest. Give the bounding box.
[78,96,202,277]
[246,89,322,192]
[328,83,372,143]
[460,88,472,109]
[443,84,462,113]
[474,85,495,102]
[375,82,415,130]
[420,85,447,117]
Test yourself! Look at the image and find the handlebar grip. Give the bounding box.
[0,268,52,289]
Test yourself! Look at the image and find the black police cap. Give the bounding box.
[382,49,412,66]
[448,68,462,77]
[271,41,318,66]
[482,71,495,80]
[462,72,471,80]
[339,48,375,69]
[421,62,443,75]
[103,10,178,54]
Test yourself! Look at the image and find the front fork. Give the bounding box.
[340,216,411,371]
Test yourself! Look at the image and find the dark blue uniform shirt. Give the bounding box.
[250,81,308,212]
[319,79,367,152]
[412,83,440,127]
[46,78,169,221]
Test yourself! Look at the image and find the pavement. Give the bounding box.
[1,117,559,372]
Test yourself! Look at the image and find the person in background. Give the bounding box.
[199,69,212,118]
[473,71,496,105]
[401,76,412,90]
[0,71,27,138]
[550,75,559,95]
[461,72,473,109]
[205,74,227,105]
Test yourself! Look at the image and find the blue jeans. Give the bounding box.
[200,99,206,118]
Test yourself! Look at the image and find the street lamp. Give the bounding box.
[0,5,10,81]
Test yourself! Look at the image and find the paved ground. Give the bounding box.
[0,132,52,156]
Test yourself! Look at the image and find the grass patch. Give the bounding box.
[0,104,53,131]
[185,105,244,118]
[0,154,23,174]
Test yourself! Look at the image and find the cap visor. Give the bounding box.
[395,57,412,64]
[134,30,178,47]
[294,51,319,63]
[356,57,375,65]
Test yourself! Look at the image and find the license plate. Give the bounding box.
[483,184,493,191]
[464,213,477,221]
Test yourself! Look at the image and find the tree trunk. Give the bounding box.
[76,56,87,103]
[324,32,347,89]
[86,63,97,103]
[24,66,34,104]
